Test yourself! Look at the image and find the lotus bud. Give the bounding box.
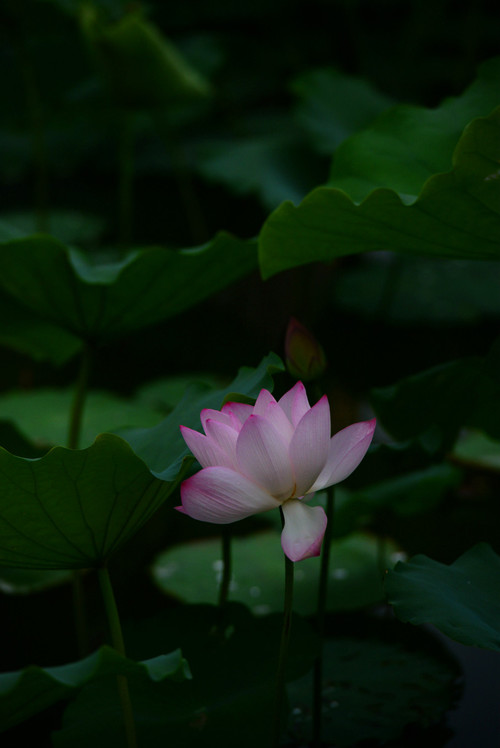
[285,317,326,382]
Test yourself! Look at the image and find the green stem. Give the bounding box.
[68,343,92,451]
[272,507,294,748]
[217,526,232,610]
[98,565,138,748]
[312,486,335,748]
[68,344,92,656]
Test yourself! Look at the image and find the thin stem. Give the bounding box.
[312,486,335,748]
[68,343,92,451]
[68,343,92,656]
[272,507,294,748]
[217,526,232,610]
[98,565,138,748]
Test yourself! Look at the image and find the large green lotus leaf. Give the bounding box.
[136,373,221,414]
[0,388,161,449]
[333,462,462,538]
[152,531,402,614]
[371,337,500,448]
[53,603,318,748]
[0,421,45,458]
[451,429,500,471]
[0,433,179,569]
[0,644,189,732]
[0,231,256,342]
[118,352,284,480]
[0,210,105,246]
[287,617,460,746]
[0,289,81,364]
[292,67,394,155]
[81,5,211,108]
[334,254,500,325]
[196,127,323,209]
[385,543,500,651]
[259,58,500,278]
[0,566,71,594]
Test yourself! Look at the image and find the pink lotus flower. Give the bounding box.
[177,382,375,562]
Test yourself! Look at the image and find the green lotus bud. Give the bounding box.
[80,4,211,109]
[285,317,327,382]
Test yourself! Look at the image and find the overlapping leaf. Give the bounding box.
[288,618,460,746]
[292,67,394,155]
[0,434,180,569]
[371,336,500,449]
[52,603,318,748]
[0,645,189,732]
[0,388,161,449]
[386,543,500,651]
[118,352,284,479]
[152,531,402,614]
[259,58,500,278]
[0,231,256,346]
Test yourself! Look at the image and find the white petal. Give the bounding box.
[310,419,376,491]
[281,499,327,562]
[221,401,253,428]
[236,415,294,500]
[178,466,278,523]
[253,389,277,415]
[204,419,238,466]
[200,408,234,432]
[180,426,232,468]
[278,381,311,426]
[289,395,331,496]
[261,400,294,444]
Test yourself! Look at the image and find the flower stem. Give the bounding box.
[217,526,232,610]
[68,344,92,657]
[272,507,294,748]
[68,343,92,451]
[98,565,138,748]
[312,486,335,748]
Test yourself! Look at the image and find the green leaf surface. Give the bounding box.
[292,67,394,155]
[451,429,500,470]
[288,616,460,746]
[0,290,81,364]
[196,131,321,209]
[0,644,188,732]
[118,352,284,479]
[0,388,161,449]
[0,421,45,458]
[333,462,462,538]
[335,254,500,325]
[0,566,72,594]
[0,232,256,342]
[0,210,106,246]
[0,434,178,569]
[136,373,221,414]
[53,603,318,748]
[259,58,500,278]
[152,531,402,614]
[81,6,211,108]
[386,543,500,651]
[371,337,500,448]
